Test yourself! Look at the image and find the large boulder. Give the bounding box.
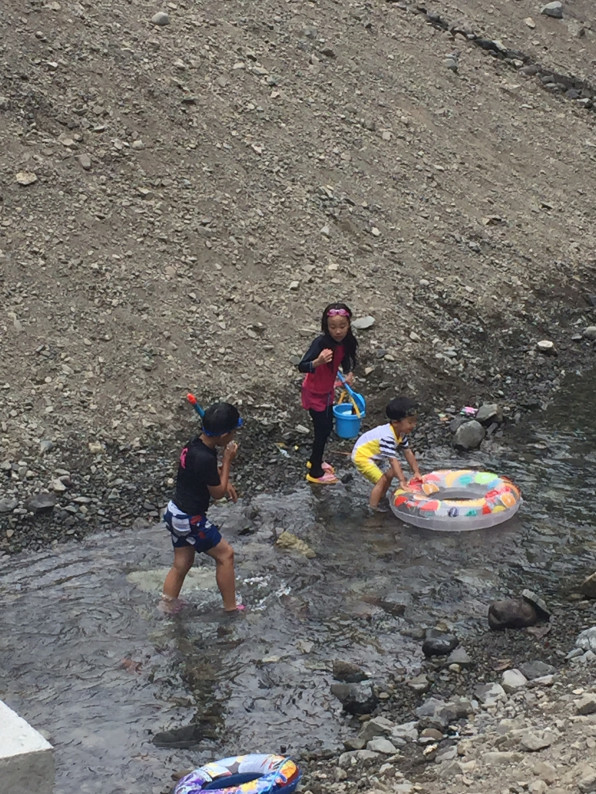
[488,598,539,629]
[453,420,485,450]
[330,682,378,715]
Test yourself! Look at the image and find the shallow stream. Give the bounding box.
[0,372,594,794]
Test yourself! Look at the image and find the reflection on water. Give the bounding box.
[0,371,594,793]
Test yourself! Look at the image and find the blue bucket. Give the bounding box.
[333,400,366,439]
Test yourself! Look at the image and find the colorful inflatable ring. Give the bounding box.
[390,469,521,531]
[173,754,301,794]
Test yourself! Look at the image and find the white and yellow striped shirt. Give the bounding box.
[351,423,409,463]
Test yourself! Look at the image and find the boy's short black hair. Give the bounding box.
[386,397,418,421]
[202,402,243,436]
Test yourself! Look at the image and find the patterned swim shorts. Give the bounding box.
[163,500,222,552]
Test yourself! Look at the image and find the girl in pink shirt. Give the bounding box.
[297,303,358,483]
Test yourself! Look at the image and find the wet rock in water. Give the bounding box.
[488,597,539,629]
[541,1,563,18]
[275,530,316,558]
[580,572,596,598]
[502,668,528,692]
[379,590,412,616]
[153,723,211,747]
[25,493,57,513]
[330,681,378,715]
[333,659,369,683]
[476,403,501,425]
[453,420,485,450]
[422,629,459,657]
[518,660,556,680]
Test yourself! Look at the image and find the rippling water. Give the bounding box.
[1,371,594,793]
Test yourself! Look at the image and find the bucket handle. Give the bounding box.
[340,390,362,418]
[336,373,362,418]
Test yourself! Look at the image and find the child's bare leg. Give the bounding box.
[206,539,237,611]
[369,472,393,508]
[163,546,195,599]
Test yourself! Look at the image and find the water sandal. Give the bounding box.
[225,603,246,614]
[368,503,389,514]
[158,595,186,615]
[306,471,339,485]
[306,461,335,474]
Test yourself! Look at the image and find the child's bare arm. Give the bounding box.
[404,449,421,480]
[208,443,237,500]
[389,457,408,489]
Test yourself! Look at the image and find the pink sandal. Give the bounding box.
[306,461,335,473]
[225,603,246,614]
[306,471,339,485]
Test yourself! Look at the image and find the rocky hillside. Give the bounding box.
[1,0,595,542]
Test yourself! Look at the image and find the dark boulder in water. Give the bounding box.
[332,660,369,683]
[488,598,539,629]
[422,630,459,657]
[330,682,378,715]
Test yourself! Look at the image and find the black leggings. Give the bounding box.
[308,406,334,478]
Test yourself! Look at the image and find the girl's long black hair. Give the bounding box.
[321,302,358,372]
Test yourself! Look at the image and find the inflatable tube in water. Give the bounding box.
[390,469,521,531]
[173,754,301,794]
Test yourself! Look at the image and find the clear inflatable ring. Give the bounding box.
[390,469,522,531]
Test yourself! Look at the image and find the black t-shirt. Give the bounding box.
[173,437,220,516]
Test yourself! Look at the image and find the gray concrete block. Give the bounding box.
[0,700,54,794]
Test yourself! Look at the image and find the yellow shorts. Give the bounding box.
[352,450,387,485]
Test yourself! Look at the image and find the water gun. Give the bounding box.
[186,393,205,418]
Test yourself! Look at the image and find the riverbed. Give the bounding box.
[0,372,594,794]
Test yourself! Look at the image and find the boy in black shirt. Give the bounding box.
[162,402,244,613]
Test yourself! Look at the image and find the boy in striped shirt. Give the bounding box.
[351,397,422,511]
